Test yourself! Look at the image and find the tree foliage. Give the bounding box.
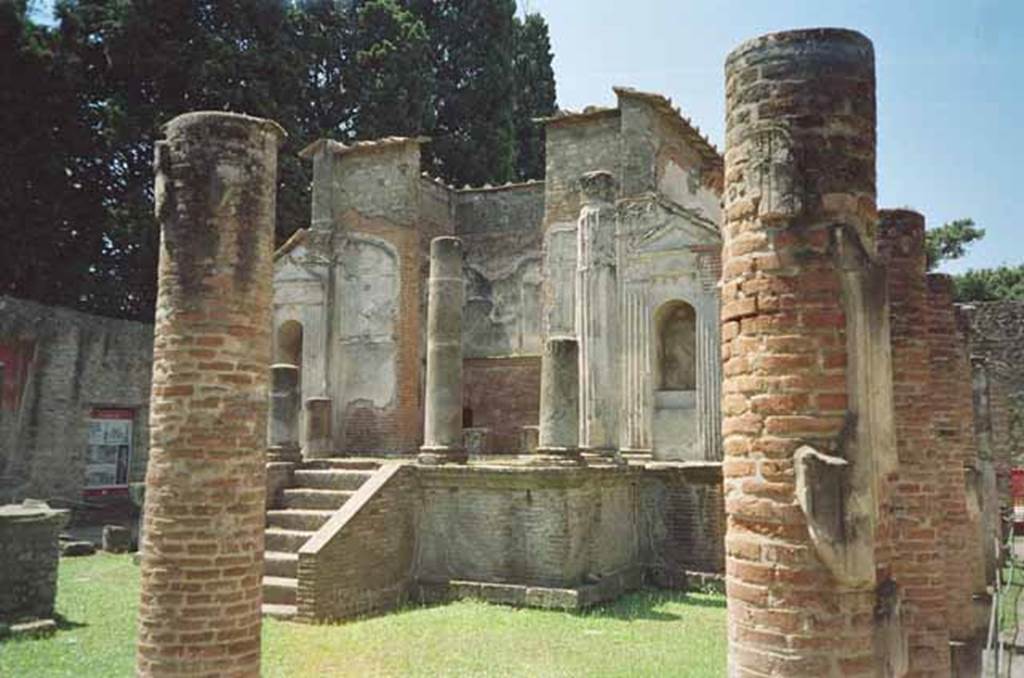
[954,265,1024,303]
[925,218,985,271]
[0,0,558,320]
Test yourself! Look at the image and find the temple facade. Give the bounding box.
[272,87,724,462]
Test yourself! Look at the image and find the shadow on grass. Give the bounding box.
[54,613,88,632]
[576,589,726,622]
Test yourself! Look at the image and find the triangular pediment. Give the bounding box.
[627,204,720,254]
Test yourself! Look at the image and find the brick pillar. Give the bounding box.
[926,274,987,651]
[138,112,284,677]
[878,210,951,676]
[419,236,466,465]
[722,29,890,676]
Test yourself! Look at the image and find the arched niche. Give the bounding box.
[276,320,304,369]
[655,300,696,392]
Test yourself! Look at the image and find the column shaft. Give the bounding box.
[138,111,283,678]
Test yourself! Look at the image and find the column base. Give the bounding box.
[417,446,468,465]
[525,447,583,467]
[267,444,301,464]
[580,448,627,467]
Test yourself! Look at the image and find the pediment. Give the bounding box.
[628,209,719,254]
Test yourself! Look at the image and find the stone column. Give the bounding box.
[267,364,301,463]
[620,288,652,455]
[138,112,283,678]
[722,29,896,676]
[878,209,951,674]
[575,170,620,459]
[418,236,466,464]
[303,396,333,459]
[533,337,580,464]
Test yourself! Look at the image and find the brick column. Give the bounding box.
[722,29,888,676]
[878,209,951,675]
[926,274,987,651]
[419,236,466,464]
[138,112,284,677]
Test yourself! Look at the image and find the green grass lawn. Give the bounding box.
[0,553,726,677]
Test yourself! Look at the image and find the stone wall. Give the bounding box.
[296,462,725,622]
[0,501,67,624]
[0,296,153,503]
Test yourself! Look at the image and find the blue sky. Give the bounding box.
[31,1,1023,272]
[529,0,1023,273]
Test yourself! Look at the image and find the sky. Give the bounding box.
[528,0,1023,273]
[30,0,1023,273]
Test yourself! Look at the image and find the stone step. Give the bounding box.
[262,576,297,606]
[264,528,313,553]
[262,603,297,620]
[305,458,384,471]
[266,509,333,532]
[281,488,354,511]
[293,469,372,491]
[263,551,298,579]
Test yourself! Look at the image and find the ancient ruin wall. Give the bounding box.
[137,112,282,677]
[0,297,153,502]
[722,29,893,675]
[878,210,951,675]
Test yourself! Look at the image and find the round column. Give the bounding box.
[575,170,620,459]
[534,336,580,464]
[723,29,880,676]
[267,363,301,463]
[137,111,284,678]
[419,236,466,464]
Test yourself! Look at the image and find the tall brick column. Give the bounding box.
[138,112,284,677]
[419,236,466,465]
[722,29,893,676]
[926,274,987,655]
[878,210,951,675]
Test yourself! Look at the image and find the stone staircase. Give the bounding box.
[262,458,381,619]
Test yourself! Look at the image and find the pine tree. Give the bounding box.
[512,12,556,180]
[417,0,518,187]
[349,0,434,140]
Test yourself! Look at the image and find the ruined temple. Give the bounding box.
[271,86,723,462]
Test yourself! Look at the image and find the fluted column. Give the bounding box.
[575,170,620,458]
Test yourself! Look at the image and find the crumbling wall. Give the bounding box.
[0,296,153,503]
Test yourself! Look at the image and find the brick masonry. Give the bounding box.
[926,274,988,645]
[878,209,951,675]
[0,296,153,503]
[137,112,283,678]
[295,462,725,623]
[722,29,888,676]
[463,356,541,453]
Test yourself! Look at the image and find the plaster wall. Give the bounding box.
[0,296,153,503]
